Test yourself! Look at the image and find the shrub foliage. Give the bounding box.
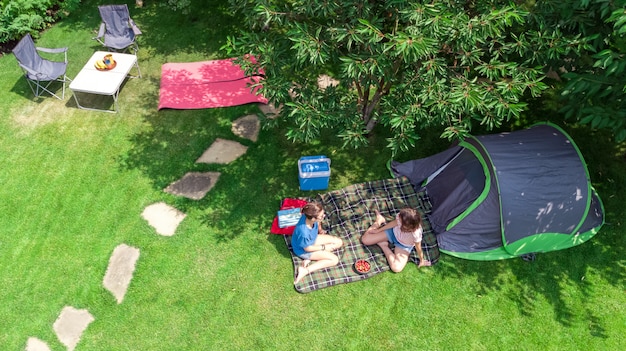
[0,0,81,43]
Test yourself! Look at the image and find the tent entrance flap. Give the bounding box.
[424,148,486,234]
[444,141,493,231]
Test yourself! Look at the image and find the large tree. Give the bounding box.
[546,1,626,141]
[225,0,586,154]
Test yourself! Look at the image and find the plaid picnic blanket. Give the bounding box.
[284,176,440,293]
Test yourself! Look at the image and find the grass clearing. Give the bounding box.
[1,0,624,350]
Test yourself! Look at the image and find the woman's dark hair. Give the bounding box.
[301,202,323,220]
[398,208,422,232]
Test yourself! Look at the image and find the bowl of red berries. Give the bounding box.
[354,259,371,274]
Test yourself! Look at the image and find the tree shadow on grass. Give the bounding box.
[123,78,625,334]
[53,0,240,55]
[434,247,619,338]
[97,0,626,335]
[123,82,624,339]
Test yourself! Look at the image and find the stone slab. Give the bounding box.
[195,138,248,164]
[25,337,51,351]
[231,114,260,142]
[103,243,140,304]
[52,306,94,351]
[164,172,221,200]
[317,74,339,90]
[258,102,282,119]
[141,202,187,236]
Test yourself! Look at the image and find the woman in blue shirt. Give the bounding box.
[292,202,343,284]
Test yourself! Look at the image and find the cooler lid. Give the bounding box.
[299,160,330,173]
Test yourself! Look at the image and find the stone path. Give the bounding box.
[52,307,94,351]
[196,138,248,164]
[257,102,282,119]
[141,202,187,236]
[25,337,51,351]
[317,74,340,90]
[25,111,261,350]
[103,244,141,304]
[232,114,261,142]
[164,172,221,200]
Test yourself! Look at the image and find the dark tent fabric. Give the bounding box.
[391,123,604,260]
[477,127,588,243]
[421,145,503,254]
[390,145,461,187]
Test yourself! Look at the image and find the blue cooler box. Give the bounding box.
[298,155,331,191]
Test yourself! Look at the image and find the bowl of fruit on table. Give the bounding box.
[94,54,117,70]
[354,259,371,274]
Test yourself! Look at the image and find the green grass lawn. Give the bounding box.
[1,1,625,350]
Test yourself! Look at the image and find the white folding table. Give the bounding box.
[70,51,141,113]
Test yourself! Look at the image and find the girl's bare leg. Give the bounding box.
[374,210,386,226]
[377,241,410,273]
[361,210,388,243]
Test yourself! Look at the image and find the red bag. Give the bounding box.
[270,198,308,235]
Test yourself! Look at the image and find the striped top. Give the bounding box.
[393,214,423,247]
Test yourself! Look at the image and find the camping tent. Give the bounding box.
[391,123,604,260]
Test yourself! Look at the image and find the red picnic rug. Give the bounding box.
[158,58,268,110]
[271,198,308,235]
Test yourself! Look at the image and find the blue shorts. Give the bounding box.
[298,252,312,260]
[385,228,414,253]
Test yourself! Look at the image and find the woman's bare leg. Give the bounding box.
[316,234,343,251]
[294,266,309,285]
[294,250,340,284]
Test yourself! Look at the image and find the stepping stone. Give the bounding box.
[231,114,260,142]
[196,138,248,164]
[25,337,51,351]
[141,202,186,236]
[103,244,140,304]
[164,172,221,200]
[257,102,282,119]
[317,74,339,90]
[52,306,94,351]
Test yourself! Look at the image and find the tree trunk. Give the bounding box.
[361,73,394,133]
[362,88,385,132]
[364,111,378,132]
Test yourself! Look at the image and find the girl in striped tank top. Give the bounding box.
[361,208,430,272]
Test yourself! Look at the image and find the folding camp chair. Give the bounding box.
[93,4,142,55]
[12,34,71,100]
